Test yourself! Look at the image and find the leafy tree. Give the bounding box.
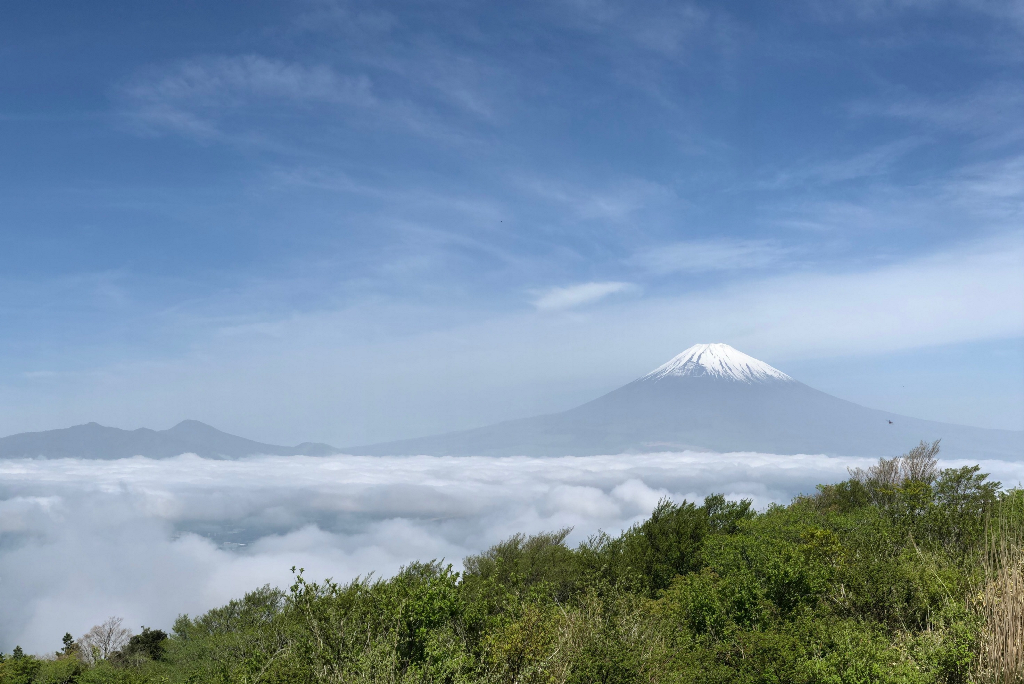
[58,633,77,660]
[114,626,168,664]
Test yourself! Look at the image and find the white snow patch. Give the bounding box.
[642,343,793,383]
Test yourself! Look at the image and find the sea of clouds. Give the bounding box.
[1,452,1022,653]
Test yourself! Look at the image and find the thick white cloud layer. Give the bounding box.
[1,452,1022,654]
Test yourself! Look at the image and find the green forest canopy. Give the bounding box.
[2,441,1022,684]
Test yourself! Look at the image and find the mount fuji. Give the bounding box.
[348,343,1023,460]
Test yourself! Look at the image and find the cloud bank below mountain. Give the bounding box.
[2,451,1022,653]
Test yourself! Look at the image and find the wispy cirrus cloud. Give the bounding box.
[533,281,638,310]
[121,55,376,137]
[555,0,716,56]
[119,49,508,147]
[758,138,926,190]
[803,0,1024,32]
[850,82,1024,141]
[519,177,674,223]
[770,153,1024,236]
[630,239,792,275]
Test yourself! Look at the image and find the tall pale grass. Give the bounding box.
[977,514,1024,683]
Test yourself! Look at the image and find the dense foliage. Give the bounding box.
[3,442,1021,683]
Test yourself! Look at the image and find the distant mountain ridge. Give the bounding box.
[347,344,1024,461]
[0,420,339,459]
[4,345,1022,461]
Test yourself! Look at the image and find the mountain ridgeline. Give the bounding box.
[349,344,1023,461]
[0,420,339,460]
[2,344,1021,460]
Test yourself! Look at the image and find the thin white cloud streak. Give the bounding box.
[556,0,713,55]
[519,177,674,222]
[804,0,1024,32]
[758,138,926,190]
[630,239,791,274]
[852,82,1024,138]
[120,49,504,145]
[122,55,376,137]
[534,281,637,310]
[1,452,1021,654]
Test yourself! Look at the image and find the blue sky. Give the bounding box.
[0,0,1022,445]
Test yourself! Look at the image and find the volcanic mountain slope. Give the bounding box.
[0,419,339,459]
[348,344,1024,460]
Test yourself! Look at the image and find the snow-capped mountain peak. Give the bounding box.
[641,343,793,384]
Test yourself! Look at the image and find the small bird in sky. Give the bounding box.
[888,420,893,424]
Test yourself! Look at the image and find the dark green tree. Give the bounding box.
[59,632,77,658]
[118,626,169,662]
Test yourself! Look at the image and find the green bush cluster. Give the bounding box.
[3,444,1020,683]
